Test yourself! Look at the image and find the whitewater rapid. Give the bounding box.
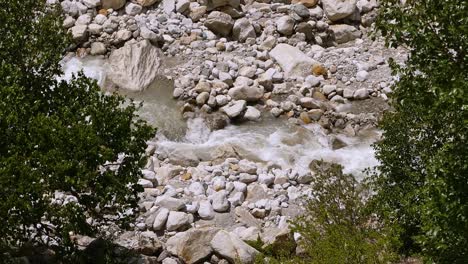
[61,55,379,177]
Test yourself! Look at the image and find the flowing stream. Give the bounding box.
[61,55,379,177]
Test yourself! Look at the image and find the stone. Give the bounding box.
[138,179,153,188]
[162,0,175,14]
[153,208,170,231]
[176,0,190,13]
[228,85,264,102]
[222,100,247,118]
[291,0,318,8]
[70,25,88,42]
[166,227,219,264]
[270,44,317,78]
[322,85,336,95]
[90,42,106,55]
[125,3,142,15]
[258,174,274,186]
[198,200,215,220]
[166,211,193,231]
[312,64,327,77]
[356,70,369,82]
[232,18,256,43]
[276,16,294,36]
[115,29,132,43]
[155,196,185,211]
[259,36,277,51]
[212,190,230,212]
[299,97,321,109]
[330,24,362,44]
[140,27,162,45]
[357,0,378,13]
[353,88,369,99]
[290,4,310,18]
[238,160,257,174]
[107,40,161,92]
[76,14,92,26]
[228,192,245,207]
[205,11,234,37]
[322,0,357,21]
[190,6,207,22]
[136,0,158,6]
[343,88,354,98]
[210,231,259,264]
[244,106,261,121]
[295,22,314,41]
[101,0,126,10]
[82,0,101,8]
[239,173,258,184]
[196,92,210,105]
[63,16,75,29]
[136,231,163,256]
[187,182,205,196]
[297,173,313,184]
[299,112,311,124]
[88,24,103,35]
[331,136,347,150]
[307,109,323,121]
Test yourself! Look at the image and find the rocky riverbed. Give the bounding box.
[56,0,406,262]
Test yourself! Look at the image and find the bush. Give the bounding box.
[371,1,468,262]
[0,0,155,261]
[253,161,398,264]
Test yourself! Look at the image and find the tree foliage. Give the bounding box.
[0,0,155,261]
[371,1,468,262]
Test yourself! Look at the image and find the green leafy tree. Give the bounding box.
[370,1,468,262]
[0,0,155,261]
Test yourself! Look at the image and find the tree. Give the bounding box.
[370,1,468,262]
[0,0,155,261]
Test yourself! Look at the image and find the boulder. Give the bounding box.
[125,2,142,15]
[228,85,264,102]
[244,106,261,121]
[166,227,219,264]
[70,25,88,42]
[322,0,357,21]
[232,18,256,43]
[222,100,247,118]
[291,0,318,8]
[330,24,362,44]
[166,211,193,231]
[107,40,161,91]
[269,44,317,78]
[198,200,215,220]
[210,230,259,264]
[153,208,170,231]
[276,16,294,36]
[162,0,175,14]
[101,0,126,10]
[205,11,234,37]
[90,42,106,55]
[135,0,158,6]
[211,190,230,212]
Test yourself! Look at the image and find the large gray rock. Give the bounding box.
[155,196,185,211]
[135,0,158,6]
[101,0,126,10]
[166,211,193,231]
[269,44,317,78]
[153,208,170,231]
[221,100,247,118]
[211,190,230,212]
[330,24,362,44]
[232,18,256,43]
[210,230,259,263]
[166,227,219,264]
[228,85,264,102]
[107,40,161,91]
[322,0,357,21]
[70,25,88,42]
[276,16,294,36]
[205,11,234,37]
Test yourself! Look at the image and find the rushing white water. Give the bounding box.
[61,56,379,177]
